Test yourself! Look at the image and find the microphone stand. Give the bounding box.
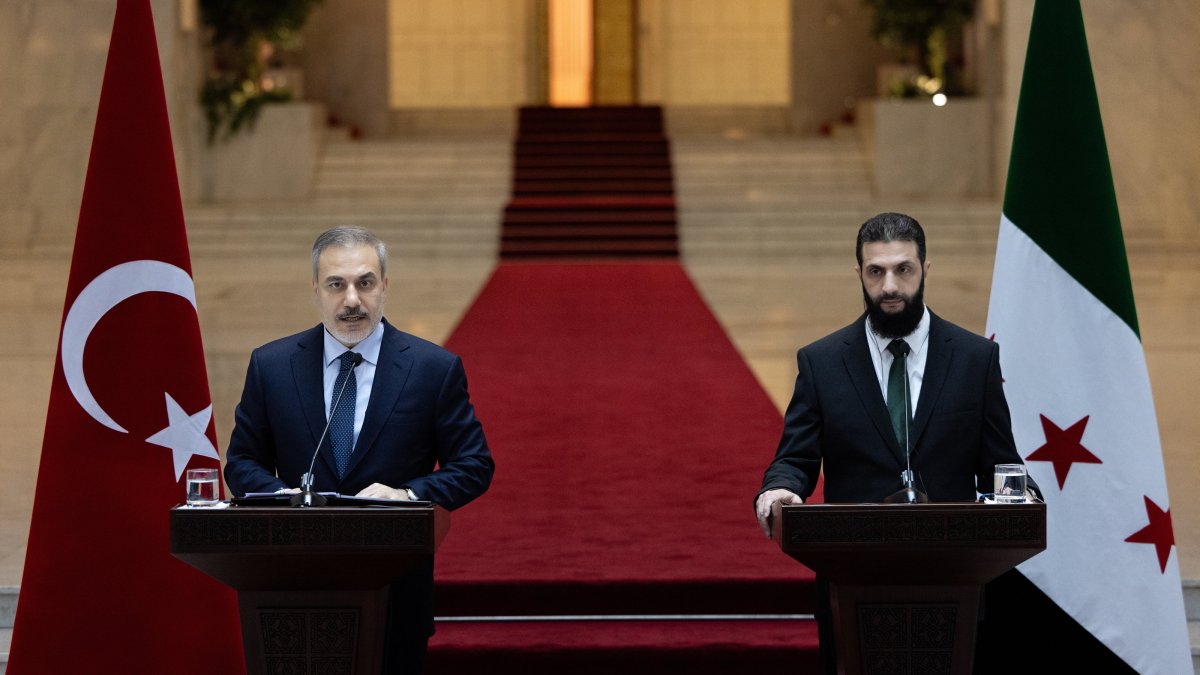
[291,472,328,508]
[291,352,362,507]
[884,344,928,505]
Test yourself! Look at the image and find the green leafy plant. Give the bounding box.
[863,0,977,96]
[199,0,323,143]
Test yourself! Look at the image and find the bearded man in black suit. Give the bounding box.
[754,212,1035,674]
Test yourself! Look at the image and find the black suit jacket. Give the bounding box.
[224,321,493,507]
[760,311,1027,503]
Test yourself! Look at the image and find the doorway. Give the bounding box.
[547,0,638,106]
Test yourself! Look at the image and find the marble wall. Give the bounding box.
[638,0,790,106]
[297,0,390,137]
[789,0,895,135]
[1000,0,1200,242]
[0,0,201,252]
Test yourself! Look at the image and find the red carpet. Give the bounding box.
[430,110,818,672]
[435,262,821,618]
[430,619,821,675]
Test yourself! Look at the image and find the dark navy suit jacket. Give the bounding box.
[224,321,493,507]
[760,311,1029,503]
[223,320,494,660]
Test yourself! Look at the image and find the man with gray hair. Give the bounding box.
[753,212,1033,674]
[226,225,494,673]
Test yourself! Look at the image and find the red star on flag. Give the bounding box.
[1025,414,1102,488]
[1125,496,1175,573]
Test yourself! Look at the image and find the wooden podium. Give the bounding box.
[170,505,448,675]
[773,502,1045,675]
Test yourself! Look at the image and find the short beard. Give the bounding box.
[863,277,925,339]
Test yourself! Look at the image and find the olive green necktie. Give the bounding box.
[886,339,912,449]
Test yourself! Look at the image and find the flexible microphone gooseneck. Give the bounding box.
[885,344,929,504]
[291,351,363,508]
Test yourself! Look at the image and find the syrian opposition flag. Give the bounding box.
[8,2,244,673]
[982,2,1190,672]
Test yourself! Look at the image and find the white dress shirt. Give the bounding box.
[865,306,931,408]
[322,322,384,451]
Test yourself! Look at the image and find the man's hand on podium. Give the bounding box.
[756,489,803,539]
[356,483,416,500]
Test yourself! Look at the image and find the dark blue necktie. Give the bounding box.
[330,351,358,478]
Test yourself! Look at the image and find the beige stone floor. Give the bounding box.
[1,132,1197,588]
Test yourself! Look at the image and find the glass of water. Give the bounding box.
[185,467,220,507]
[993,464,1027,503]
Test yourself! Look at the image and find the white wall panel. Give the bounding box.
[640,0,789,105]
[389,0,529,107]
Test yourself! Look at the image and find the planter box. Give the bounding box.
[857,97,992,198]
[190,101,325,203]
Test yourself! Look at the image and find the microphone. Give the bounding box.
[291,351,363,508]
[884,342,929,505]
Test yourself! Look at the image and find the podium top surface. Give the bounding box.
[774,502,1046,585]
[170,504,445,553]
[169,505,448,590]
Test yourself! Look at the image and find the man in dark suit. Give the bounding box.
[225,225,494,674]
[754,212,1034,673]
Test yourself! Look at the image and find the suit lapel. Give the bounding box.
[291,326,334,474]
[910,312,953,452]
[841,317,905,464]
[343,324,413,479]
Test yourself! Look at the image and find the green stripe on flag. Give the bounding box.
[1003,0,1139,337]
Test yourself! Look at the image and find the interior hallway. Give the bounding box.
[1,128,1197,591]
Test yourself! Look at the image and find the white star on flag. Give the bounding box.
[145,392,220,479]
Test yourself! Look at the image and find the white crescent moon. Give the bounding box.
[61,260,198,433]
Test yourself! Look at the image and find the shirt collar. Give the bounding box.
[323,321,384,368]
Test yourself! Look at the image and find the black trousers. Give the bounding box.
[382,558,435,675]
[814,577,837,675]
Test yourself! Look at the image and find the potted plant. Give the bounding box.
[190,0,328,201]
[198,0,323,143]
[857,0,991,198]
[863,0,977,97]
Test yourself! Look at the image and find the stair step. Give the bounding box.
[514,168,674,181]
[500,240,679,257]
[427,618,820,675]
[502,225,678,240]
[503,213,676,227]
[519,106,664,135]
[517,133,667,144]
[507,195,675,210]
[512,180,675,195]
[516,155,672,169]
[436,579,813,617]
[515,142,671,157]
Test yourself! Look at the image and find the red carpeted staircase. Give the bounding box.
[501,106,679,258]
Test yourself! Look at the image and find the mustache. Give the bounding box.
[336,308,369,320]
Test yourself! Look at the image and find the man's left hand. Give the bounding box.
[356,483,411,500]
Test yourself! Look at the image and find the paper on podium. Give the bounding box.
[234,492,432,507]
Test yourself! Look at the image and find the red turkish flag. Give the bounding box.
[8,2,244,673]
